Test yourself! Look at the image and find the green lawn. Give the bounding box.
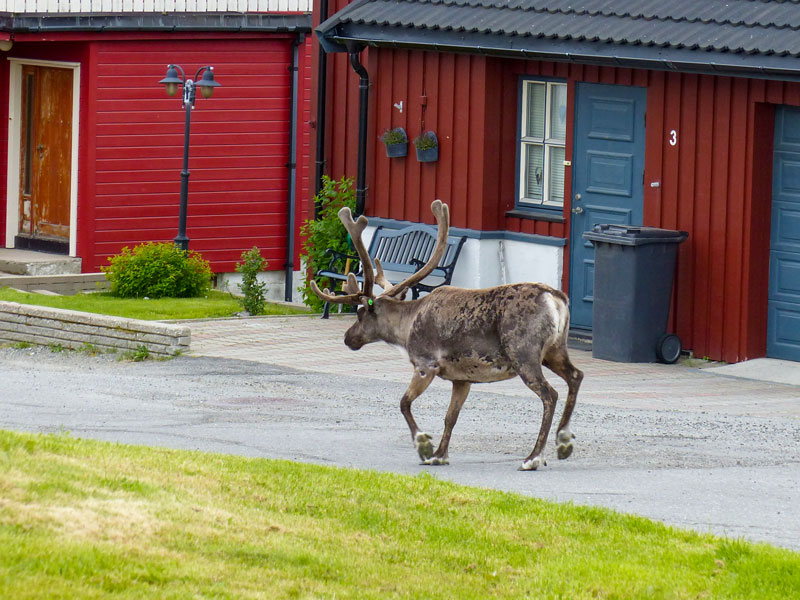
[0,287,311,320]
[1,430,797,599]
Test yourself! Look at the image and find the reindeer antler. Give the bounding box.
[309,200,450,306]
[378,200,450,299]
[309,273,363,306]
[337,207,375,299]
[309,206,378,306]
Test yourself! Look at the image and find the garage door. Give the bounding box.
[768,106,800,361]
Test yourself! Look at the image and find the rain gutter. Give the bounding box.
[318,25,800,84]
[284,33,304,303]
[346,41,369,217]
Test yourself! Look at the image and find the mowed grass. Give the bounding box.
[1,431,797,599]
[0,287,310,320]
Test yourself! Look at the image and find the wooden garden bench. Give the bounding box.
[315,223,466,318]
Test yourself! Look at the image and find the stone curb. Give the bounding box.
[0,301,190,356]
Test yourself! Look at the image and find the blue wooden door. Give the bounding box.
[768,107,800,361]
[569,83,646,329]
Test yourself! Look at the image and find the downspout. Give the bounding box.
[284,33,303,302]
[313,0,329,215]
[346,42,369,216]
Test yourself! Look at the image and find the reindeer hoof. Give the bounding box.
[422,455,449,466]
[556,429,575,460]
[519,456,546,471]
[414,432,434,461]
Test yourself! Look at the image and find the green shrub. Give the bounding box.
[235,247,269,315]
[299,176,357,311]
[102,242,213,299]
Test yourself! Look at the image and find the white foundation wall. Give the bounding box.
[448,237,563,290]
[363,225,564,293]
[216,270,305,305]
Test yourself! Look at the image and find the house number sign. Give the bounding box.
[669,129,678,146]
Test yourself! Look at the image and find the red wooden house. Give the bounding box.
[313,0,800,364]
[0,1,312,301]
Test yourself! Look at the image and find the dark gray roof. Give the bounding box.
[317,0,800,81]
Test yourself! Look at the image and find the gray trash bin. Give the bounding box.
[583,224,689,363]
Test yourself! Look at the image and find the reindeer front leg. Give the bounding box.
[422,380,471,466]
[400,365,438,462]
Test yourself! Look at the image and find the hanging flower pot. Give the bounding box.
[413,131,438,163]
[379,127,408,158]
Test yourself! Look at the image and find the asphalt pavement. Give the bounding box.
[2,314,799,552]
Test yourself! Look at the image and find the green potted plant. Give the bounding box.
[379,127,408,158]
[413,131,438,163]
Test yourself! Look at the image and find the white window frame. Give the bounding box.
[518,79,567,210]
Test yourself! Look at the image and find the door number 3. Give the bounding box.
[669,130,678,146]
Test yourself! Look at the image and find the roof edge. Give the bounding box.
[318,23,800,82]
[0,13,312,34]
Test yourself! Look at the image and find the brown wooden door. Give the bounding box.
[18,64,73,246]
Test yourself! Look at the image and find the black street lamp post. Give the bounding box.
[158,64,220,251]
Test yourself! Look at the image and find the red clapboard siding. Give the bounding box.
[320,39,800,362]
[88,37,301,273]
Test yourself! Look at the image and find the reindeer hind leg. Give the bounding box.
[544,346,584,460]
[512,359,559,471]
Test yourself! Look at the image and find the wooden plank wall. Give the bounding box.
[87,36,308,273]
[309,0,364,213]
[650,74,800,363]
[319,44,800,362]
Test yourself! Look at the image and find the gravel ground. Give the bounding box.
[2,345,799,551]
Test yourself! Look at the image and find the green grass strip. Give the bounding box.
[0,430,797,599]
[0,288,309,320]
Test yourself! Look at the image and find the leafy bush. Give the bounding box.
[102,242,213,299]
[299,175,356,311]
[235,247,269,315]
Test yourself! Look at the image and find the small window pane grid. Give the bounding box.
[519,80,567,209]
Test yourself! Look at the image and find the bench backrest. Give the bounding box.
[367,224,465,278]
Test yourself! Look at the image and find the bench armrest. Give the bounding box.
[321,248,360,274]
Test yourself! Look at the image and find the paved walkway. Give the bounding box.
[188,315,800,419]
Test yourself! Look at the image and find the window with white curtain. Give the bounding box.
[518,79,567,209]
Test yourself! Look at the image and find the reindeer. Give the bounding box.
[310,200,583,470]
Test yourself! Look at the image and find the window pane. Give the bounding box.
[525,144,544,201]
[526,82,545,139]
[549,84,567,140]
[548,145,565,204]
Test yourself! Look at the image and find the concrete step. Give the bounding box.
[0,249,109,294]
[0,272,109,295]
[0,249,82,276]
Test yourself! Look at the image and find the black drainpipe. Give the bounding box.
[284,34,303,302]
[313,0,329,215]
[346,42,369,216]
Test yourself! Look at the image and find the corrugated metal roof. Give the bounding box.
[318,0,800,80]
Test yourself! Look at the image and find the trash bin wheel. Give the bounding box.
[656,333,682,364]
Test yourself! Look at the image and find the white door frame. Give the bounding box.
[5,58,81,256]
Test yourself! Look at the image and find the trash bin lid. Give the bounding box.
[583,224,689,246]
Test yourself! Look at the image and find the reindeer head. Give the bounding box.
[310,200,450,350]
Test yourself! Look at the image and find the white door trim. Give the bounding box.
[5,58,81,256]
